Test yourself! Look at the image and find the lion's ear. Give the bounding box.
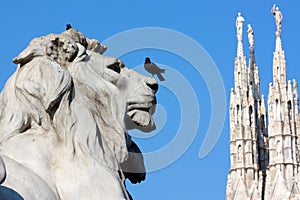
[13,38,45,66]
[86,38,107,54]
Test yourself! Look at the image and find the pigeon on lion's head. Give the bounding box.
[0,28,158,200]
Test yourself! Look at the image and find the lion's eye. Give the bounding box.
[107,62,121,73]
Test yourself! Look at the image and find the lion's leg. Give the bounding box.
[0,156,59,200]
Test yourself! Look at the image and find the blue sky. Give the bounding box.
[0,1,300,199]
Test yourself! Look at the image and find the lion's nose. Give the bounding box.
[146,81,158,93]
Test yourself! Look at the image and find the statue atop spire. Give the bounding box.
[247,24,254,47]
[236,12,245,57]
[271,4,283,37]
[236,12,245,41]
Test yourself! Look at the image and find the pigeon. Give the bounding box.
[66,24,72,30]
[144,57,166,81]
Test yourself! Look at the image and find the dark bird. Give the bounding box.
[144,57,166,81]
[66,24,72,30]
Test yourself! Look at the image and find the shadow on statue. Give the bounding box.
[0,186,24,200]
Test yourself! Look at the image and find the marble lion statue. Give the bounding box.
[0,28,158,200]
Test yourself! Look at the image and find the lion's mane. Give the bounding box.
[0,28,151,199]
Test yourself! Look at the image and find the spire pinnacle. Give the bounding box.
[271,5,286,86]
[247,24,254,48]
[248,24,256,65]
[271,4,283,37]
[272,5,283,52]
[236,12,245,57]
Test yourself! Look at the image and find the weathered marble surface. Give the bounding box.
[0,28,158,199]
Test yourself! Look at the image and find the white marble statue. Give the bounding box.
[0,28,158,200]
[236,12,245,41]
[247,24,254,47]
[271,4,283,37]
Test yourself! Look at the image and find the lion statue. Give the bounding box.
[0,28,158,200]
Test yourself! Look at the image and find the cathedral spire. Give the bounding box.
[271,5,286,88]
[265,5,300,199]
[234,12,247,91]
[236,12,245,57]
[228,7,300,200]
[247,24,260,100]
[248,24,255,67]
[227,13,263,200]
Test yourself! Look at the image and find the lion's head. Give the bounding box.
[0,28,158,199]
[11,28,158,133]
[98,56,158,132]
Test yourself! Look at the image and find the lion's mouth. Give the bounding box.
[125,98,157,132]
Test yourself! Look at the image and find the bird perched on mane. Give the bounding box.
[144,57,166,81]
[66,24,72,30]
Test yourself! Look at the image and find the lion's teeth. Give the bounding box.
[127,110,151,127]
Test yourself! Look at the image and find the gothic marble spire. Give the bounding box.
[227,7,300,200]
[271,5,286,89]
[247,24,260,100]
[236,12,245,57]
[227,12,262,200]
[234,12,248,92]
